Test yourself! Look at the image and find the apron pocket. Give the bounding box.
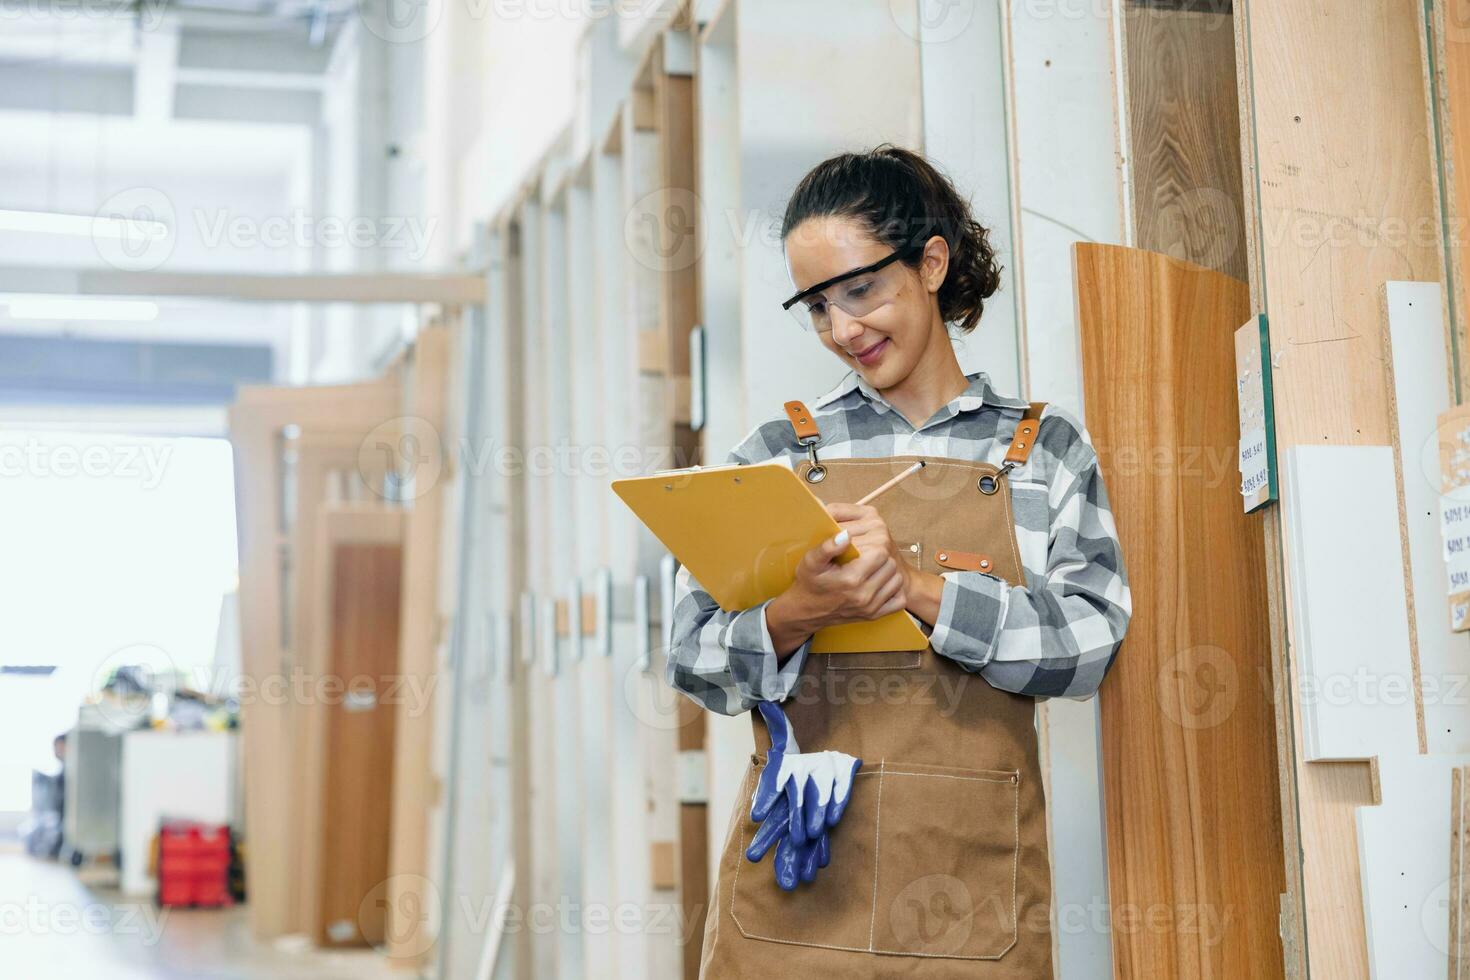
[871,761,1021,960]
[728,760,1021,961]
[729,765,882,953]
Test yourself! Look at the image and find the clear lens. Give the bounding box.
[785,262,906,333]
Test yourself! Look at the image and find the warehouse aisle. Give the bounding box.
[0,849,399,979]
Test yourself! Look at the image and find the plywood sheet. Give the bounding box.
[1425,3,1470,400]
[1236,2,1443,973]
[1075,242,1285,979]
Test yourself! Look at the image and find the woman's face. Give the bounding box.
[783,215,948,390]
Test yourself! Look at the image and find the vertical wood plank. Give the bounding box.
[386,322,455,965]
[1075,243,1285,979]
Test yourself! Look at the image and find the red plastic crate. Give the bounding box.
[157,820,234,908]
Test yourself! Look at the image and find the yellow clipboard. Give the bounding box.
[611,461,929,653]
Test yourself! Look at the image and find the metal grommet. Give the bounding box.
[977,474,998,495]
[806,465,827,484]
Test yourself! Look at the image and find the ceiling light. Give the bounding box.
[0,208,170,241]
[6,298,160,322]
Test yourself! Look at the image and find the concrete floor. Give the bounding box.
[0,849,404,979]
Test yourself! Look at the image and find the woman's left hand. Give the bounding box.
[825,502,945,626]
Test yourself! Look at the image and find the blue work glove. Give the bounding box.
[746,701,860,890]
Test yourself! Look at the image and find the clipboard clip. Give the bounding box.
[784,400,825,483]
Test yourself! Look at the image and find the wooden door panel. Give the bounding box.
[318,540,403,947]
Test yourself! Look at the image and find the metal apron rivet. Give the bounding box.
[938,552,948,562]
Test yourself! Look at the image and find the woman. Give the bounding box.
[667,145,1131,978]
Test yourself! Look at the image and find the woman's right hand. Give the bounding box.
[765,530,908,656]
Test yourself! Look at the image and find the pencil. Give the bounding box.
[854,460,926,506]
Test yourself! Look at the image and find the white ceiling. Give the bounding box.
[0,4,350,370]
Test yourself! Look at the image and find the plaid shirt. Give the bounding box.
[666,369,1131,715]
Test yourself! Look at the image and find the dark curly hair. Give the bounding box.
[780,144,1004,334]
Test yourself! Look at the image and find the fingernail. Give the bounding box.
[834,529,849,547]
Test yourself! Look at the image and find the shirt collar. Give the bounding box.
[814,369,1030,426]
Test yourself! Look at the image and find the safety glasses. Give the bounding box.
[781,238,924,334]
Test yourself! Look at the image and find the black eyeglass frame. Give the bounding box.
[780,231,933,312]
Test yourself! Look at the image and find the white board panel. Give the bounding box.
[1007,2,1124,975]
[1357,752,1470,977]
[1384,280,1470,753]
[735,0,922,422]
[1281,445,1418,761]
[919,0,1020,390]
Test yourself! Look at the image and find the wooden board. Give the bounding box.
[1122,2,1248,282]
[1235,2,1443,973]
[1075,242,1285,979]
[1453,765,1470,975]
[385,322,455,964]
[595,123,658,980]
[500,215,536,980]
[654,59,708,979]
[312,511,404,947]
[1423,2,1470,401]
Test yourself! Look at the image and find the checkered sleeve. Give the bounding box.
[928,416,1132,699]
[664,565,813,715]
[663,420,814,715]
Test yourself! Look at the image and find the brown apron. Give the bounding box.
[699,400,1055,979]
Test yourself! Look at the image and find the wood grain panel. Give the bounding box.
[1236,2,1441,975]
[317,536,403,947]
[1075,243,1284,979]
[1124,2,1248,281]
